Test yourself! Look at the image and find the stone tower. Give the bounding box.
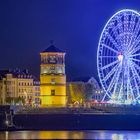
[40,44,67,107]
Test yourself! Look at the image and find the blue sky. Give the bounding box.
[0,0,140,81]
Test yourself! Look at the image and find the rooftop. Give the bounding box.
[42,45,65,53]
[0,69,39,80]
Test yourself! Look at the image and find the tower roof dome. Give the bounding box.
[42,45,65,53]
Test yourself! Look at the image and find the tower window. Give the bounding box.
[51,78,55,84]
[51,90,55,96]
[50,66,55,73]
[49,56,57,64]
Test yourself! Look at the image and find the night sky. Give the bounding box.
[0,0,140,81]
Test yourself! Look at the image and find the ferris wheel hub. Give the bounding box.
[118,53,123,61]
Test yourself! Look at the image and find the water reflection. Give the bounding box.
[0,130,140,139]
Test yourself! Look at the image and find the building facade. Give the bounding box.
[33,80,40,106]
[0,69,40,105]
[40,44,67,107]
[67,77,104,104]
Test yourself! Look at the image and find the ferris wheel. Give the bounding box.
[97,9,140,104]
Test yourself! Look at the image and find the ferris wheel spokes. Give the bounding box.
[129,35,140,54]
[111,63,122,99]
[130,64,140,100]
[132,61,140,72]
[107,63,121,93]
[101,60,119,70]
[129,52,140,57]
[130,65,140,99]
[131,43,140,55]
[101,43,119,54]
[106,33,120,50]
[100,56,117,58]
[131,58,140,63]
[123,14,129,32]
[103,63,120,81]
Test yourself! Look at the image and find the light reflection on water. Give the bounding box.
[0,130,140,139]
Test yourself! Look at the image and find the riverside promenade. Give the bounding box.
[1,104,140,131]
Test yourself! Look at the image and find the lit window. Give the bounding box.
[51,78,55,84]
[51,90,55,96]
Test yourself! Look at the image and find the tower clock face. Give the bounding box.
[48,56,57,64]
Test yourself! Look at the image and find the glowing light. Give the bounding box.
[5,120,9,125]
[118,53,123,61]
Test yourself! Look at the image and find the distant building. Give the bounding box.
[92,89,104,102]
[40,44,67,107]
[87,77,104,102]
[0,69,40,105]
[67,77,104,104]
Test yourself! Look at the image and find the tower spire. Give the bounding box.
[50,40,54,45]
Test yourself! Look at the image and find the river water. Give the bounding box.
[0,130,140,139]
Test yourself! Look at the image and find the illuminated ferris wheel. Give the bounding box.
[97,9,140,104]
